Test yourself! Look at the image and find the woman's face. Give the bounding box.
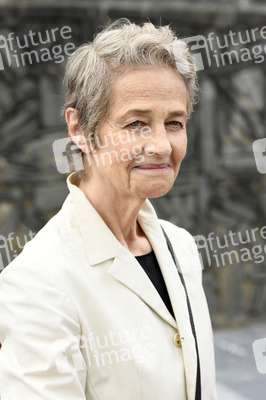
[84,67,188,200]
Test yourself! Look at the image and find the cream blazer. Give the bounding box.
[0,174,217,400]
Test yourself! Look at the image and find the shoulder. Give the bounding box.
[0,207,69,284]
[0,204,79,286]
[159,219,196,246]
[159,219,203,277]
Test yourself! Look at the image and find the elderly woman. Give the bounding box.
[0,19,216,400]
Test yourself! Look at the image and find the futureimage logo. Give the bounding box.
[253,138,266,174]
[183,26,266,71]
[0,230,36,270]
[194,226,266,269]
[53,127,155,174]
[0,26,75,70]
[253,338,266,374]
[54,326,156,373]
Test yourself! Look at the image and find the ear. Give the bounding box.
[65,108,92,154]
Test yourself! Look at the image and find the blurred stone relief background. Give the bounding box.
[0,2,266,397]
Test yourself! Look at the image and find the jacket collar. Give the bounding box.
[66,172,119,265]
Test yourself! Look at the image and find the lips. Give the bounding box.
[135,164,169,170]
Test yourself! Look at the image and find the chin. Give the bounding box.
[134,182,174,199]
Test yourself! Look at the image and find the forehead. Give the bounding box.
[109,67,188,115]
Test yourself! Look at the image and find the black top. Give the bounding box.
[135,250,175,319]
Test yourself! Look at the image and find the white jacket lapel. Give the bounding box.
[108,244,177,329]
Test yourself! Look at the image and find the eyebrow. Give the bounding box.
[117,108,187,121]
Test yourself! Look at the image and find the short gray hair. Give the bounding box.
[63,18,198,142]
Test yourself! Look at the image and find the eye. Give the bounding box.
[168,121,183,128]
[127,120,141,127]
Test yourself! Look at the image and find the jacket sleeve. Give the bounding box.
[0,261,86,400]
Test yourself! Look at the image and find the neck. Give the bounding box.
[78,173,149,254]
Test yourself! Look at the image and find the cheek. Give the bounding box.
[173,134,187,162]
[182,135,188,157]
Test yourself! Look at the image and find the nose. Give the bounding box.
[147,125,172,157]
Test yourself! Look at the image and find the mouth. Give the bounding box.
[134,164,169,171]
